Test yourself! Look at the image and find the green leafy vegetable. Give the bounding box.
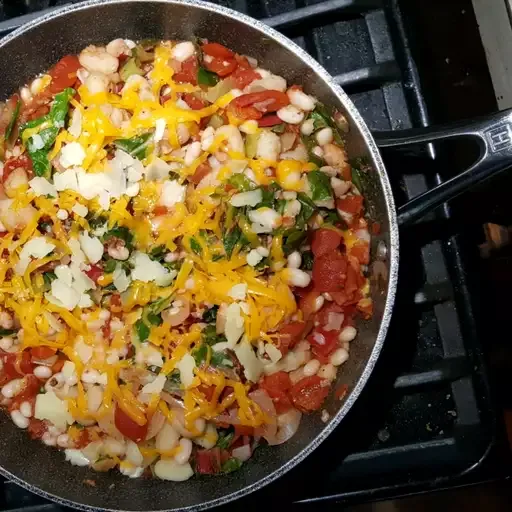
[223,226,242,259]
[42,271,57,290]
[300,133,324,167]
[163,369,182,393]
[301,250,314,271]
[104,259,117,273]
[192,343,208,365]
[113,132,152,160]
[5,99,20,140]
[197,67,219,86]
[210,350,234,369]
[255,182,281,210]
[308,170,332,202]
[295,192,317,229]
[221,458,243,473]
[120,57,144,81]
[244,133,259,159]
[309,110,330,131]
[134,319,150,342]
[311,103,345,146]
[271,123,286,134]
[216,430,234,450]
[149,245,166,261]
[102,226,134,249]
[228,173,255,192]
[202,324,226,346]
[282,228,307,256]
[202,306,219,324]
[0,328,16,336]
[21,88,75,177]
[147,312,162,326]
[189,237,202,256]
[88,215,108,229]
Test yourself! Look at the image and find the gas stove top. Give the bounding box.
[0,0,507,509]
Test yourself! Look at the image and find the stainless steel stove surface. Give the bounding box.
[0,0,506,510]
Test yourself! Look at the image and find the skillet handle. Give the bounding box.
[373,108,512,226]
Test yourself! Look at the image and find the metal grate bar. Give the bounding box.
[334,60,401,89]
[264,0,382,30]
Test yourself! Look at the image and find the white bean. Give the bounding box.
[84,71,109,94]
[286,268,311,288]
[313,295,325,313]
[34,365,52,379]
[56,209,69,221]
[216,125,245,155]
[11,410,29,429]
[330,347,349,366]
[106,38,131,58]
[81,369,100,384]
[155,423,180,452]
[126,440,143,466]
[303,359,321,377]
[316,127,333,146]
[317,363,337,381]
[184,141,202,166]
[277,105,305,125]
[172,41,195,62]
[331,177,351,197]
[107,244,129,261]
[79,45,119,74]
[87,385,103,413]
[300,119,315,136]
[154,459,193,481]
[2,378,23,398]
[104,438,125,457]
[288,88,316,111]
[287,251,302,269]
[0,336,13,351]
[19,401,32,418]
[174,438,193,465]
[20,87,32,103]
[339,326,357,343]
[256,130,281,161]
[57,434,71,448]
[42,432,57,446]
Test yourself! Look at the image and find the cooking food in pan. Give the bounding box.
[0,37,372,480]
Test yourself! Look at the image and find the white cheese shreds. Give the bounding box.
[59,142,86,168]
[234,340,263,383]
[34,391,73,430]
[29,177,57,197]
[15,237,56,275]
[224,303,245,346]
[154,118,166,142]
[141,374,167,395]
[79,232,104,264]
[30,134,45,150]
[228,283,248,301]
[246,248,263,267]
[68,108,82,138]
[144,157,173,181]
[248,207,282,233]
[64,449,90,466]
[72,203,88,217]
[159,180,186,207]
[113,265,131,292]
[230,189,262,207]
[176,353,196,388]
[265,344,283,363]
[130,252,175,286]
[75,337,93,364]
[47,279,81,310]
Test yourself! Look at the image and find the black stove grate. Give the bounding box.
[0,0,501,509]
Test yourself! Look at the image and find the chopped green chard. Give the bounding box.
[311,103,345,146]
[282,228,307,256]
[104,259,117,273]
[0,328,16,336]
[210,350,234,369]
[189,237,203,255]
[202,305,219,324]
[134,319,150,342]
[192,343,208,365]
[271,123,286,134]
[216,430,234,449]
[295,193,317,228]
[228,173,255,192]
[223,226,242,259]
[113,132,152,160]
[300,133,324,167]
[197,67,219,86]
[202,324,226,346]
[301,250,314,271]
[221,458,243,473]
[21,88,75,177]
[102,226,134,249]
[308,170,333,202]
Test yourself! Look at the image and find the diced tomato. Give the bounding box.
[27,419,48,440]
[195,447,222,474]
[85,264,103,284]
[316,302,344,328]
[234,54,251,68]
[228,90,289,120]
[259,371,293,413]
[73,428,91,449]
[3,154,34,182]
[114,404,148,443]
[257,114,282,127]
[174,56,199,85]
[312,250,348,292]
[311,228,343,258]
[371,221,381,235]
[204,57,237,77]
[48,55,81,94]
[278,321,306,355]
[337,195,364,215]
[189,161,212,185]
[330,291,349,306]
[182,93,208,110]
[197,384,216,401]
[9,374,40,411]
[350,241,370,265]
[231,67,261,89]
[357,298,373,319]
[152,205,168,216]
[101,321,111,342]
[298,290,321,320]
[307,328,339,362]
[201,43,235,59]
[290,376,330,413]
[234,425,255,436]
[31,346,57,360]
[51,357,66,374]
[335,383,349,401]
